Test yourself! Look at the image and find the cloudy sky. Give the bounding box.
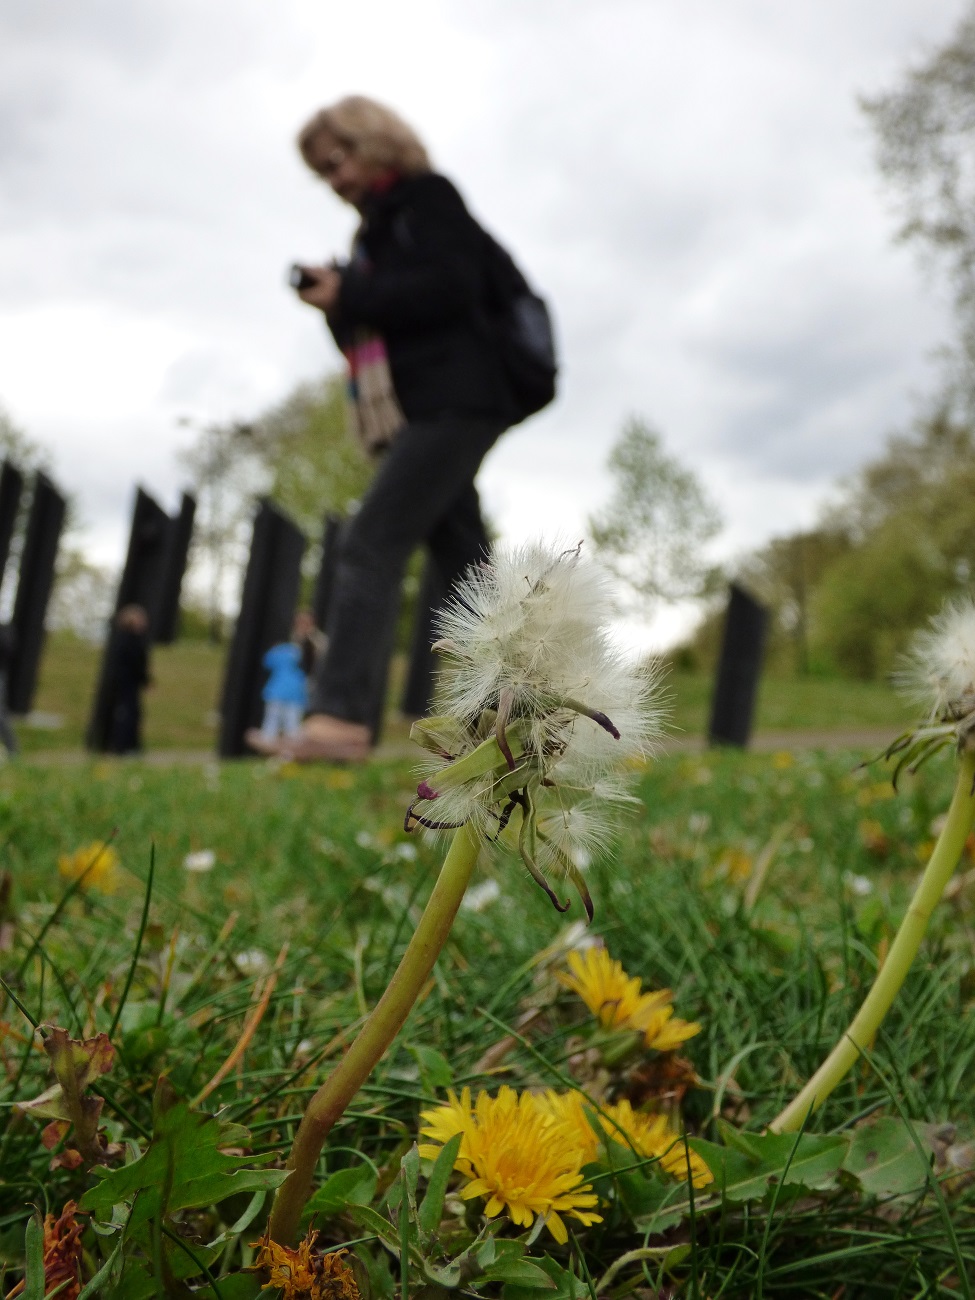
[0,0,966,644]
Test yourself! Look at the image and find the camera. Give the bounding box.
[288,264,318,292]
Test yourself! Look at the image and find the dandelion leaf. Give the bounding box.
[17,1027,114,1126]
[614,1168,687,1235]
[408,1043,454,1092]
[304,1164,378,1219]
[475,1241,556,1289]
[500,1253,578,1299]
[80,1081,287,1228]
[687,1130,847,1202]
[841,1116,937,1196]
[348,1204,402,1255]
[418,1132,462,1236]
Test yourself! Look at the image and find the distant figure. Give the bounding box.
[247,94,526,763]
[0,624,17,756]
[254,625,309,743]
[293,608,327,678]
[107,604,151,755]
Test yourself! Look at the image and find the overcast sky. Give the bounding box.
[0,0,966,645]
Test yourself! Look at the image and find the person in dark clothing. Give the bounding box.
[293,608,327,679]
[0,624,17,756]
[249,96,514,762]
[107,604,151,755]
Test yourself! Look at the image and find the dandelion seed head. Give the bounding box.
[435,541,627,721]
[902,597,975,723]
[410,540,667,915]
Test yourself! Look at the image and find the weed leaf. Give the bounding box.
[688,1130,848,1201]
[79,1084,286,1227]
[841,1116,937,1196]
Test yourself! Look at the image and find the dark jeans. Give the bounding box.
[0,673,15,756]
[109,686,143,754]
[309,413,506,728]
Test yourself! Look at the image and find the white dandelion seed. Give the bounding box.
[901,597,975,723]
[407,540,666,918]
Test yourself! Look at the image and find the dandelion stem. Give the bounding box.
[268,819,482,1244]
[770,748,975,1133]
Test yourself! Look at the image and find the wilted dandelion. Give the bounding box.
[419,1085,602,1243]
[558,945,700,1050]
[407,542,664,918]
[250,1230,359,1299]
[57,843,120,894]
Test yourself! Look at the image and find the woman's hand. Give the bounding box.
[297,265,342,313]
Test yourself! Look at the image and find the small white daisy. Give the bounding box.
[183,849,216,873]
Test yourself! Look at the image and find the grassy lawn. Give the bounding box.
[16,635,916,755]
[1,743,972,1295]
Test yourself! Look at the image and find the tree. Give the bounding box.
[177,417,266,642]
[587,417,722,614]
[248,375,370,538]
[677,405,975,679]
[736,528,853,675]
[46,549,116,641]
[806,407,975,677]
[0,405,54,480]
[862,7,975,395]
[176,375,373,637]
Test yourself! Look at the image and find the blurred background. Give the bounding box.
[2,0,974,749]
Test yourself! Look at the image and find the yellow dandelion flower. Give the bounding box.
[596,1098,713,1189]
[558,946,671,1031]
[534,1089,601,1165]
[57,843,120,894]
[638,1005,702,1052]
[537,1091,712,1190]
[419,1086,602,1244]
[418,1087,473,1168]
[558,946,700,1051]
[716,847,753,883]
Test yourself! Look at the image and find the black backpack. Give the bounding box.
[479,230,558,423]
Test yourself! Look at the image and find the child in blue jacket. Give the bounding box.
[259,638,308,740]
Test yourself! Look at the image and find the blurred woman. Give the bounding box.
[250,96,514,761]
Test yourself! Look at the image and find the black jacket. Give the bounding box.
[330,173,514,422]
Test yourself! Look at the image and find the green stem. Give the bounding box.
[770,748,975,1134]
[267,820,481,1243]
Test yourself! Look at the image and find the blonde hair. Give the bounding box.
[297,95,431,176]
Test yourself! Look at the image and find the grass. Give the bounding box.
[19,633,225,753]
[669,668,917,735]
[16,635,916,755]
[1,740,973,1295]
